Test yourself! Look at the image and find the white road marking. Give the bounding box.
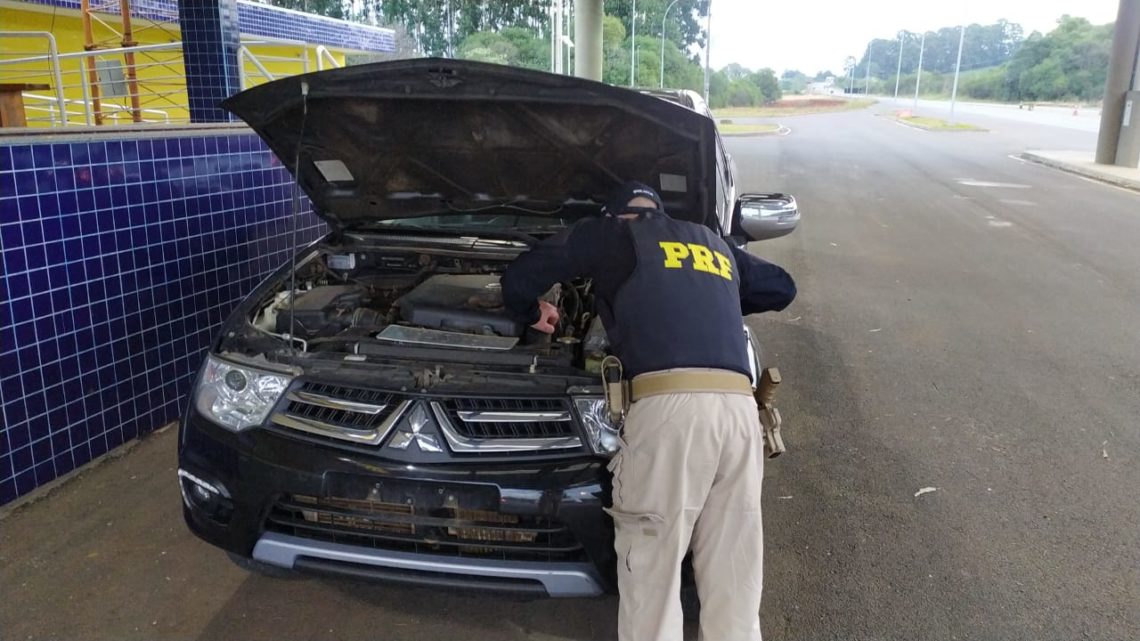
[957,179,1031,189]
[988,220,1013,228]
[999,199,1037,206]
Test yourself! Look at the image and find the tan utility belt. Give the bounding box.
[630,369,753,402]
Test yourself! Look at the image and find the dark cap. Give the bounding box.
[603,180,664,216]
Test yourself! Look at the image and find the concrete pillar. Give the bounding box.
[574,0,603,81]
[178,0,242,123]
[1095,0,1140,165]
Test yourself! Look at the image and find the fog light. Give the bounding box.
[191,483,213,503]
[178,469,233,524]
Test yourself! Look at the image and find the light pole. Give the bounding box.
[912,31,925,112]
[629,0,637,87]
[949,24,966,122]
[660,0,682,89]
[554,0,563,73]
[703,0,712,103]
[893,32,904,102]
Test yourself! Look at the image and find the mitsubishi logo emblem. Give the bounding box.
[386,403,443,453]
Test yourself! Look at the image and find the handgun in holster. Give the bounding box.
[755,367,786,458]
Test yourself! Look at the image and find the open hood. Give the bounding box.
[222,58,718,228]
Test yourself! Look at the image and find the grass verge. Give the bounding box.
[717,122,781,136]
[897,115,985,131]
[714,98,875,118]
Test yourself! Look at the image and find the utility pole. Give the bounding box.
[566,0,574,75]
[557,0,564,73]
[893,32,904,102]
[629,0,637,86]
[949,24,965,122]
[446,0,454,58]
[912,32,925,112]
[574,0,603,81]
[660,0,682,89]
[703,0,712,103]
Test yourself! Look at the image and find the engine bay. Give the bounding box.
[250,246,609,373]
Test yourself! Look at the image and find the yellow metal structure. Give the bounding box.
[0,0,349,128]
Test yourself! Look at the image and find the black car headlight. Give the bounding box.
[573,397,621,456]
[194,355,292,431]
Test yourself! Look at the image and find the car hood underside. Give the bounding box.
[222,58,718,228]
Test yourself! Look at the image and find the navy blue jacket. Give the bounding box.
[502,215,796,377]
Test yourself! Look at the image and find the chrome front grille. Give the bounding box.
[271,382,406,446]
[270,384,583,454]
[440,398,575,439]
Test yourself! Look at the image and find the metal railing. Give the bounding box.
[314,45,341,71]
[0,32,69,125]
[238,42,341,91]
[1,33,188,127]
[1,32,343,127]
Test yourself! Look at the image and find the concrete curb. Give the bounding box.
[722,125,789,138]
[1021,152,1140,192]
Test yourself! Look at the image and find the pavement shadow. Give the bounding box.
[194,572,615,641]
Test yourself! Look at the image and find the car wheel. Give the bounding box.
[226,551,301,579]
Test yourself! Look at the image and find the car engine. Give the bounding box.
[398,274,525,337]
[250,248,607,371]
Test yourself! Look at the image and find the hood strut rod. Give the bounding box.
[288,81,311,354]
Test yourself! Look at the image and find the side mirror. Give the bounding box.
[733,193,799,242]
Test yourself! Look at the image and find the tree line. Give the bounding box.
[845,16,1113,103]
[264,0,784,108]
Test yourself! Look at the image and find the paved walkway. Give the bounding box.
[0,427,625,641]
[1023,150,1140,191]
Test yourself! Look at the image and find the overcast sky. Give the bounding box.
[705,0,1122,76]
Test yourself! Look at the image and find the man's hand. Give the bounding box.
[530,300,560,334]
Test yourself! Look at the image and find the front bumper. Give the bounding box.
[253,532,603,596]
[178,410,615,597]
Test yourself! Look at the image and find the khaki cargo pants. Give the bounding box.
[607,388,764,641]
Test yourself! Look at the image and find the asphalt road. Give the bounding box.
[741,106,1140,640]
[902,96,1102,133]
[3,106,1139,641]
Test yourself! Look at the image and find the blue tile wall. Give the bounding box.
[20,0,396,53]
[235,1,396,54]
[19,0,180,23]
[178,0,243,123]
[0,128,326,506]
